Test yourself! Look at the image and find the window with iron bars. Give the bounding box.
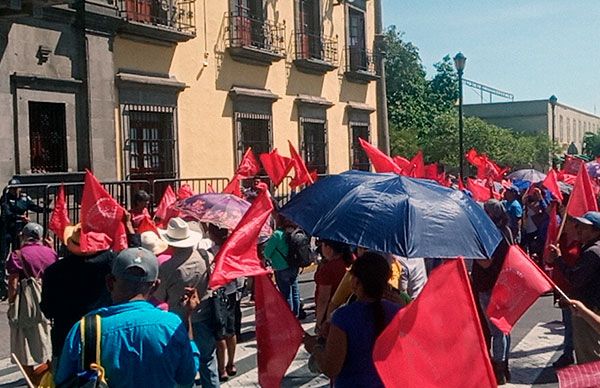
[350,122,370,171]
[235,112,272,172]
[28,101,68,173]
[122,104,177,181]
[301,118,327,174]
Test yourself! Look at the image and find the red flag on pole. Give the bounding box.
[561,155,584,176]
[259,149,293,186]
[254,274,304,388]
[289,141,314,189]
[209,189,273,289]
[237,147,261,178]
[486,245,554,334]
[556,359,600,388]
[223,174,243,198]
[137,215,160,236]
[543,202,560,262]
[409,150,426,178]
[80,171,127,253]
[543,169,564,202]
[49,184,70,242]
[567,164,598,217]
[177,184,195,200]
[358,138,402,174]
[466,178,493,202]
[373,259,496,388]
[154,186,177,226]
[466,149,506,181]
[457,176,466,191]
[393,155,412,171]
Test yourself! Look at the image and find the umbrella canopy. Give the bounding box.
[280,171,502,259]
[506,169,546,183]
[175,193,273,238]
[586,161,600,179]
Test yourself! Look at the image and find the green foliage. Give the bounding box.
[384,25,552,172]
[583,132,600,158]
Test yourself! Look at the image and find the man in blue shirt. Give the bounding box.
[503,186,523,243]
[55,247,200,387]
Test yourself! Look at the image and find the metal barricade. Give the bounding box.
[152,177,230,202]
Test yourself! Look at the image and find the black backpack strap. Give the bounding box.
[81,314,101,371]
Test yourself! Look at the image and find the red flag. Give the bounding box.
[209,189,273,288]
[80,171,127,253]
[487,245,554,334]
[409,150,426,178]
[543,169,564,202]
[237,147,261,178]
[466,149,506,181]
[373,259,495,388]
[562,155,584,176]
[309,170,318,183]
[289,141,314,188]
[137,215,159,236]
[358,138,402,174]
[223,174,243,198]
[557,359,600,388]
[567,164,599,217]
[466,178,493,202]
[393,156,412,171]
[543,202,560,262]
[254,274,304,388]
[177,184,195,200]
[48,184,70,242]
[154,186,177,225]
[457,176,466,191]
[259,149,293,186]
[206,183,215,193]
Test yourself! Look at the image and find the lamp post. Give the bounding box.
[549,95,558,168]
[454,52,466,178]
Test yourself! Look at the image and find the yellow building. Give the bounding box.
[113,0,384,183]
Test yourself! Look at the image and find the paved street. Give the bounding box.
[0,272,565,387]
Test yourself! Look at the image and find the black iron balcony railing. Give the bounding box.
[226,10,285,56]
[119,0,195,33]
[346,46,377,74]
[295,31,337,64]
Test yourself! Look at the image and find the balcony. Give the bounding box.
[293,31,337,75]
[345,47,380,84]
[118,0,195,43]
[0,0,72,17]
[226,9,285,66]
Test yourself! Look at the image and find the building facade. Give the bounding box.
[0,0,382,186]
[464,100,600,153]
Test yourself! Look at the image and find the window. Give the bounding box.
[301,118,327,174]
[235,112,272,165]
[347,7,367,71]
[567,118,571,141]
[297,0,321,59]
[123,104,177,181]
[350,122,370,171]
[232,0,266,48]
[28,101,68,173]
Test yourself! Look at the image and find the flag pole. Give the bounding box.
[524,249,571,303]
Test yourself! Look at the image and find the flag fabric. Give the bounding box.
[48,184,70,242]
[457,176,466,192]
[80,171,127,253]
[409,150,426,178]
[543,169,564,202]
[393,156,412,171]
[259,149,293,186]
[567,164,599,217]
[289,141,315,188]
[254,274,304,388]
[373,259,496,388]
[543,202,560,262]
[556,359,600,388]
[177,184,195,200]
[223,174,243,198]
[209,189,273,289]
[237,147,261,178]
[562,155,584,176]
[466,149,506,181]
[486,245,554,334]
[358,138,402,174]
[154,186,177,225]
[137,215,160,236]
[466,178,493,202]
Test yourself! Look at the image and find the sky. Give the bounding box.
[381,0,600,114]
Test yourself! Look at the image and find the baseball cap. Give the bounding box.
[574,212,600,230]
[22,222,43,240]
[112,247,159,283]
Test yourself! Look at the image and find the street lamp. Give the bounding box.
[549,95,557,167]
[454,52,467,179]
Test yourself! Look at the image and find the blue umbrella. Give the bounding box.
[280,170,502,259]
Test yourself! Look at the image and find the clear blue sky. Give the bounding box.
[382,0,600,114]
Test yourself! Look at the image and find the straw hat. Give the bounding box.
[158,217,203,248]
[63,224,111,255]
[140,231,169,255]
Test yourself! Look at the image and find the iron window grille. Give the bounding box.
[350,121,371,171]
[227,4,286,55]
[295,31,338,64]
[28,102,68,173]
[121,104,178,181]
[235,112,272,170]
[119,0,196,33]
[300,117,328,174]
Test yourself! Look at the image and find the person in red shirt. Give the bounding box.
[129,190,151,231]
[314,240,354,334]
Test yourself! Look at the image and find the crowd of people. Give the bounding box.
[2,169,600,388]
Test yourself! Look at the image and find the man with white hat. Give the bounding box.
[154,217,220,388]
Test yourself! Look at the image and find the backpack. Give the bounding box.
[284,228,313,268]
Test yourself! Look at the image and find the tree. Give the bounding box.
[583,132,600,158]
